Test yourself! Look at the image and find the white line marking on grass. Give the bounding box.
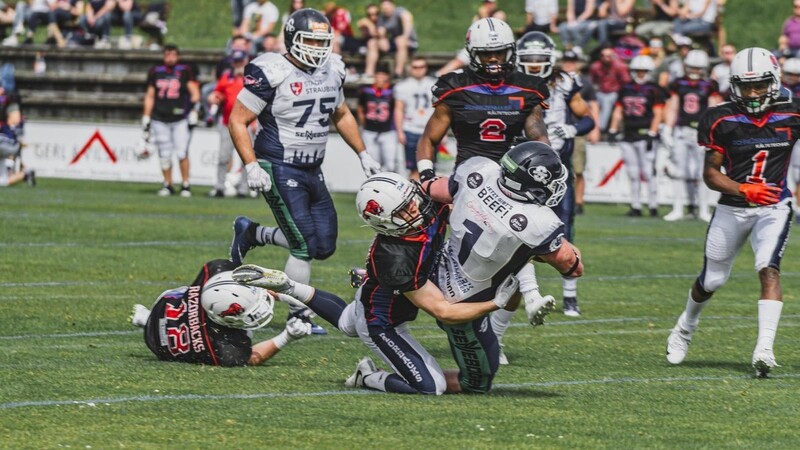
[2,374,797,410]
[0,331,139,341]
[0,239,372,249]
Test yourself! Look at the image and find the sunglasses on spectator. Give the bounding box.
[410,64,427,69]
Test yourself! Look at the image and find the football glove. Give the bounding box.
[187,110,199,129]
[141,115,151,132]
[552,124,578,140]
[739,183,781,206]
[245,161,272,191]
[645,131,659,152]
[285,316,313,340]
[358,151,382,177]
[492,274,519,309]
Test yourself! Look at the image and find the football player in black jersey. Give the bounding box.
[130,259,311,367]
[415,17,550,180]
[233,173,521,394]
[665,48,800,378]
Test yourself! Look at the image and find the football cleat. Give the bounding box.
[649,208,659,218]
[344,356,378,388]
[563,297,581,317]
[349,267,367,288]
[232,264,293,293]
[663,209,684,222]
[498,340,509,365]
[524,293,556,326]
[157,184,174,197]
[752,349,779,378]
[130,304,151,327]
[230,216,260,265]
[180,185,192,198]
[626,208,642,217]
[665,317,694,365]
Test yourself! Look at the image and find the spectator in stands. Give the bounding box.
[672,0,716,39]
[356,3,379,72]
[138,1,168,49]
[474,0,506,22]
[203,35,251,125]
[231,0,256,35]
[596,0,634,46]
[275,0,302,51]
[208,49,250,198]
[558,0,598,52]
[358,64,397,172]
[239,0,279,54]
[80,0,115,48]
[710,42,734,99]
[394,55,435,180]
[52,0,83,43]
[523,0,558,35]
[635,0,678,40]
[666,34,692,83]
[112,0,142,49]
[589,45,630,134]
[778,1,800,58]
[324,1,360,55]
[365,0,417,80]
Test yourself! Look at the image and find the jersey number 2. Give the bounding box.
[479,119,507,142]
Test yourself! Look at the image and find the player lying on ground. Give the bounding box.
[130,259,311,367]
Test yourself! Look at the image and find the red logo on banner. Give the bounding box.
[69,130,118,165]
[290,82,303,96]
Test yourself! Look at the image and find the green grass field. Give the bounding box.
[1,178,799,449]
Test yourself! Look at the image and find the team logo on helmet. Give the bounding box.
[363,199,384,218]
[285,18,295,33]
[467,172,484,189]
[290,82,303,96]
[530,165,551,183]
[220,303,245,317]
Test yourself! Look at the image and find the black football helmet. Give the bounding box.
[498,141,568,207]
[516,31,556,78]
[283,8,334,68]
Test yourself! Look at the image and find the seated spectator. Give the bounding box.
[324,1,361,55]
[112,0,142,49]
[0,2,15,37]
[710,42,734,99]
[138,1,168,50]
[239,0,278,54]
[52,1,83,39]
[635,0,678,40]
[231,0,256,35]
[365,0,417,79]
[80,0,115,48]
[672,0,716,39]
[474,0,506,22]
[597,0,634,46]
[523,0,558,35]
[558,0,598,52]
[779,0,800,58]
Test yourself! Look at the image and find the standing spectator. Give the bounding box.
[358,65,396,173]
[473,0,506,22]
[778,1,800,58]
[394,55,435,180]
[558,0,598,52]
[112,0,142,49]
[239,0,279,54]
[80,0,115,48]
[208,49,251,198]
[523,0,558,35]
[365,0,417,80]
[672,0,717,38]
[142,45,200,197]
[596,0,635,46]
[635,0,678,40]
[608,55,666,217]
[324,1,360,55]
[589,46,631,134]
[203,35,251,125]
[711,43,735,99]
[231,0,256,35]
[0,84,34,188]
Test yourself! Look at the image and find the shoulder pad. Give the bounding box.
[454,156,498,187]
[328,53,346,78]
[249,53,292,88]
[432,71,467,103]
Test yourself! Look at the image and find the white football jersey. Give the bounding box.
[545,72,581,151]
[436,157,565,303]
[393,75,436,134]
[237,52,346,168]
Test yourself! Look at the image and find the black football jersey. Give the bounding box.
[359,203,449,333]
[616,82,667,140]
[358,85,394,133]
[146,63,197,123]
[144,259,252,367]
[433,69,550,164]
[698,96,800,208]
[669,78,720,129]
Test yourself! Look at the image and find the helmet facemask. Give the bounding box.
[470,46,516,81]
[518,53,554,78]
[290,30,333,68]
[202,272,275,330]
[731,76,779,115]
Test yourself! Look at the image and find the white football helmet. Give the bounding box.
[629,55,655,85]
[201,271,275,330]
[684,49,709,80]
[783,58,800,77]
[356,172,434,237]
[465,18,516,80]
[730,47,782,114]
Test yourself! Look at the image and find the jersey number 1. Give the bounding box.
[746,150,769,184]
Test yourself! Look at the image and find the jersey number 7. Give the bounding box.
[293,97,337,128]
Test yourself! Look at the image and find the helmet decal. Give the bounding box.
[220,303,244,317]
[363,199,384,219]
[530,165,551,183]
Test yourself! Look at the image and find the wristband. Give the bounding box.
[417,159,434,173]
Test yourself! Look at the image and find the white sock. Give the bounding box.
[256,226,290,249]
[362,371,389,392]
[672,179,684,212]
[648,178,658,209]
[491,308,516,341]
[756,299,783,352]
[682,290,708,328]
[516,262,540,294]
[562,277,577,299]
[285,256,313,314]
[631,178,642,209]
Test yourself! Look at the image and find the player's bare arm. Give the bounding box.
[665,93,679,128]
[524,104,550,144]
[569,92,591,118]
[143,85,155,117]
[608,103,623,133]
[650,105,664,134]
[331,102,367,153]
[248,340,281,366]
[417,103,452,163]
[702,150,740,196]
[421,176,453,204]
[538,240,584,278]
[394,97,406,144]
[228,100,259,164]
[405,280,518,325]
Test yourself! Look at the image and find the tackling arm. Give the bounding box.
[421,176,453,204]
[405,280,511,325]
[417,103,452,164]
[538,239,584,278]
[524,104,550,144]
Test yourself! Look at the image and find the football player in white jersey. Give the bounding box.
[228,8,382,334]
[393,55,436,180]
[423,141,584,391]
